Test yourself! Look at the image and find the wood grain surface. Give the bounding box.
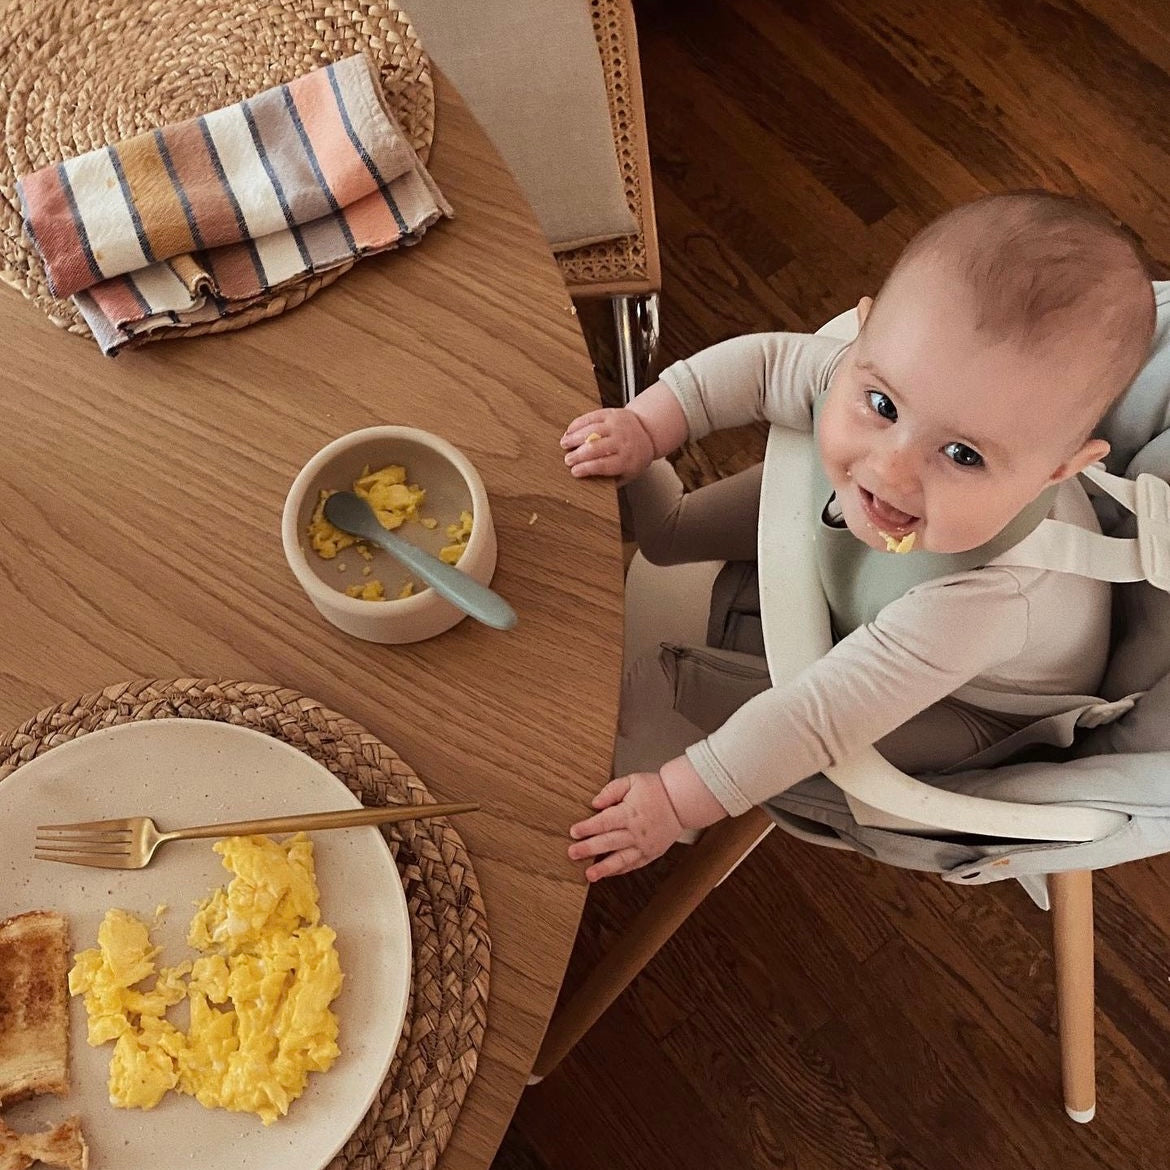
[0,75,624,1169]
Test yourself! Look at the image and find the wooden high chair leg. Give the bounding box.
[529,807,771,1081]
[1048,869,1096,1123]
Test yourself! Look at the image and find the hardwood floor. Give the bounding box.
[492,2,1170,1167]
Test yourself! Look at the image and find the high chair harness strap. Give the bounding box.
[807,395,1170,641]
[988,464,1170,592]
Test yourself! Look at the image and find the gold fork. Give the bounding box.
[34,802,479,869]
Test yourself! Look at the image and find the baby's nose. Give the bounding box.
[872,441,920,493]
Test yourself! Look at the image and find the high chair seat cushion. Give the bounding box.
[1087,281,1170,697]
[402,0,638,249]
[658,643,771,735]
[705,559,766,656]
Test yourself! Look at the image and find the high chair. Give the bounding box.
[531,291,1170,1124]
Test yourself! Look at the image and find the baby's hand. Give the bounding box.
[561,408,655,486]
[567,772,683,881]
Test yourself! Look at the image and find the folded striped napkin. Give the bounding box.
[17,54,452,354]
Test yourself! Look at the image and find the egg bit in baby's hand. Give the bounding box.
[69,833,343,1125]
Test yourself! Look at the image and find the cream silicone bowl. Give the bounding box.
[282,426,499,643]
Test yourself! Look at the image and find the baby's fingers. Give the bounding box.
[564,437,613,467]
[561,427,595,452]
[585,847,643,882]
[567,828,630,861]
[569,453,626,480]
[591,776,632,809]
[569,803,626,840]
[560,410,608,446]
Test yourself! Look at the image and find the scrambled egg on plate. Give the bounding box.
[69,834,342,1125]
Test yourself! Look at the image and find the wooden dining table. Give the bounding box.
[0,72,624,1168]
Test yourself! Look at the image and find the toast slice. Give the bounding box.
[0,911,70,1109]
[0,1116,88,1170]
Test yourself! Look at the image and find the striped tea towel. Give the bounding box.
[17,54,452,355]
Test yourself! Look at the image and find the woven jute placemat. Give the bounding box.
[0,0,435,338]
[0,678,489,1170]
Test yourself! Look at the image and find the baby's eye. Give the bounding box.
[866,390,897,421]
[943,442,984,468]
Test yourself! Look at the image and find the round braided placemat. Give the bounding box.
[0,0,434,337]
[0,678,489,1170]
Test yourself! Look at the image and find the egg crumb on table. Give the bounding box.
[68,833,343,1125]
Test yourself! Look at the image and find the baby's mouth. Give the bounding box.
[858,486,918,535]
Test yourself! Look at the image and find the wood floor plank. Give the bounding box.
[859,930,1169,1170]
[1074,0,1170,78]
[735,0,989,210]
[802,947,1041,1170]
[980,0,1170,153]
[515,982,747,1170]
[641,37,875,312]
[768,825,967,960]
[763,0,1066,191]
[854,0,1170,258]
[640,0,904,225]
[659,1001,907,1170]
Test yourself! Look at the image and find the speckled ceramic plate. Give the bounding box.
[0,718,411,1170]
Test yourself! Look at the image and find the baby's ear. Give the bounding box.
[857,296,874,326]
[1049,437,1110,484]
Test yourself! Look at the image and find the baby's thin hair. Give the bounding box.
[885,191,1155,414]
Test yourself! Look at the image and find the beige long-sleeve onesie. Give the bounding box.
[654,332,1111,815]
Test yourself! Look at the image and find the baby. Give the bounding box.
[561,191,1156,882]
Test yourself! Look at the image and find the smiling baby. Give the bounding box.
[559,191,1155,881]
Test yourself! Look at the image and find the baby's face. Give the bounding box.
[818,264,1109,554]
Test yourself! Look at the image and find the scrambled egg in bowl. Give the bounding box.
[69,834,342,1125]
[308,463,474,600]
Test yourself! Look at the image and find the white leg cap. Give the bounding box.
[1066,1103,1095,1123]
[526,1073,544,1087]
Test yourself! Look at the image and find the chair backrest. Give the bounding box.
[555,0,660,299]
[1080,281,1170,699]
[1096,281,1170,480]
[402,0,659,299]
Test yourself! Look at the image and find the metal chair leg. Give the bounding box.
[1049,869,1096,1122]
[612,292,660,403]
